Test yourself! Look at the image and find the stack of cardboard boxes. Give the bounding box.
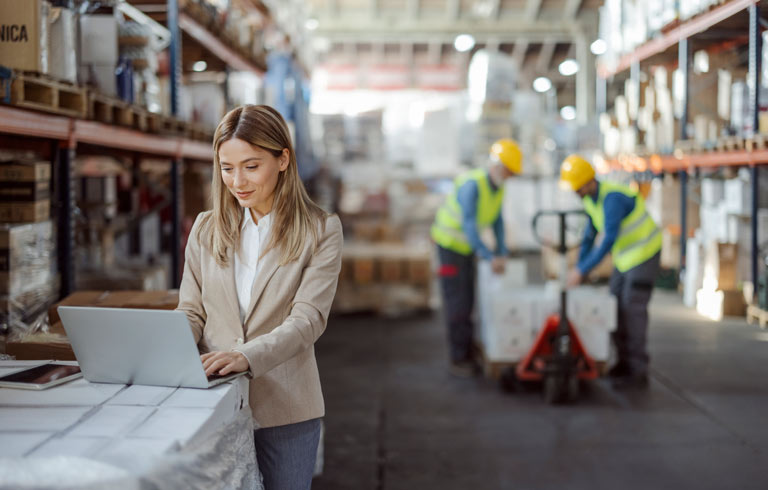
[682,175,768,318]
[334,242,432,316]
[0,159,57,346]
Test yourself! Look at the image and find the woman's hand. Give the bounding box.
[201,351,249,376]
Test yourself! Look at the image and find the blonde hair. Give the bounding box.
[198,105,327,266]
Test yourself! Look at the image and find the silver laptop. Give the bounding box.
[58,306,246,389]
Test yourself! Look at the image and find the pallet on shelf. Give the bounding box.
[87,93,137,128]
[747,134,768,151]
[1,71,87,118]
[746,304,768,329]
[716,136,746,152]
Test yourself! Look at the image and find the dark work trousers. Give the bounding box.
[437,245,476,363]
[609,251,661,376]
[254,418,322,490]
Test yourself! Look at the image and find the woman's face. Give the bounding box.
[218,138,289,212]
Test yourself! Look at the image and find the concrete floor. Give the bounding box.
[312,291,768,490]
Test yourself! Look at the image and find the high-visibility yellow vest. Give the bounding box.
[583,181,661,272]
[430,168,504,255]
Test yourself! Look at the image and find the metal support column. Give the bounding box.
[679,38,690,277]
[749,4,762,296]
[575,34,593,125]
[171,159,182,287]
[168,0,181,116]
[55,142,75,298]
[596,75,607,115]
[168,0,182,287]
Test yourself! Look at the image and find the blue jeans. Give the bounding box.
[253,418,322,490]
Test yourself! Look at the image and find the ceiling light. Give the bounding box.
[192,60,207,72]
[558,59,579,76]
[533,76,552,93]
[305,18,319,31]
[590,39,607,56]
[454,34,476,53]
[560,105,576,121]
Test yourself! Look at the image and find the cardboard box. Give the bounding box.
[542,246,613,281]
[0,161,51,182]
[477,293,537,362]
[0,200,49,222]
[661,228,680,269]
[720,288,746,317]
[6,338,75,360]
[0,180,49,201]
[0,0,48,73]
[48,290,179,334]
[76,264,169,292]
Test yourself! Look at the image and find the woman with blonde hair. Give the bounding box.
[177,104,343,489]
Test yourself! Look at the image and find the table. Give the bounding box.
[0,361,262,489]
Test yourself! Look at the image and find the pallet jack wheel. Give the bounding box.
[543,374,579,404]
[499,367,518,393]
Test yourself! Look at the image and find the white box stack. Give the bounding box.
[476,259,533,362]
[476,263,616,363]
[723,178,751,216]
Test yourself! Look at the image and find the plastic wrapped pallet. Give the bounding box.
[0,221,55,296]
[48,7,76,83]
[723,178,751,215]
[683,235,705,307]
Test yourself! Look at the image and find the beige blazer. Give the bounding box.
[177,211,343,428]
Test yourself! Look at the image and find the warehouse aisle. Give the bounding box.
[313,291,768,490]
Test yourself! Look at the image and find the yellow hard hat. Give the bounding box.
[560,154,595,191]
[490,139,522,174]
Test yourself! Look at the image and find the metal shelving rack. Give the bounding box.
[0,105,213,297]
[597,0,763,290]
[0,0,272,297]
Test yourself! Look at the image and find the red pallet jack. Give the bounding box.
[514,210,599,404]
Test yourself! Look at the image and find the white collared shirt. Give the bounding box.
[234,209,272,322]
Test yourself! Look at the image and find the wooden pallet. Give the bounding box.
[474,343,608,380]
[746,305,768,329]
[88,93,152,132]
[746,134,768,151]
[1,71,87,118]
[716,136,746,152]
[146,111,164,133]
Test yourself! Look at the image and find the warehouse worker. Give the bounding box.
[560,154,661,390]
[431,139,522,377]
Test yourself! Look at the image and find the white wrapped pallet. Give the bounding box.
[701,179,724,206]
[723,178,751,215]
[477,271,616,363]
[683,235,705,307]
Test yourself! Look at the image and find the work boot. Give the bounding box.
[611,373,649,391]
[607,361,630,378]
[449,359,478,378]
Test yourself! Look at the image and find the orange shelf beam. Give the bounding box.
[598,0,758,78]
[604,148,768,174]
[0,106,72,140]
[0,106,213,161]
[179,13,265,74]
